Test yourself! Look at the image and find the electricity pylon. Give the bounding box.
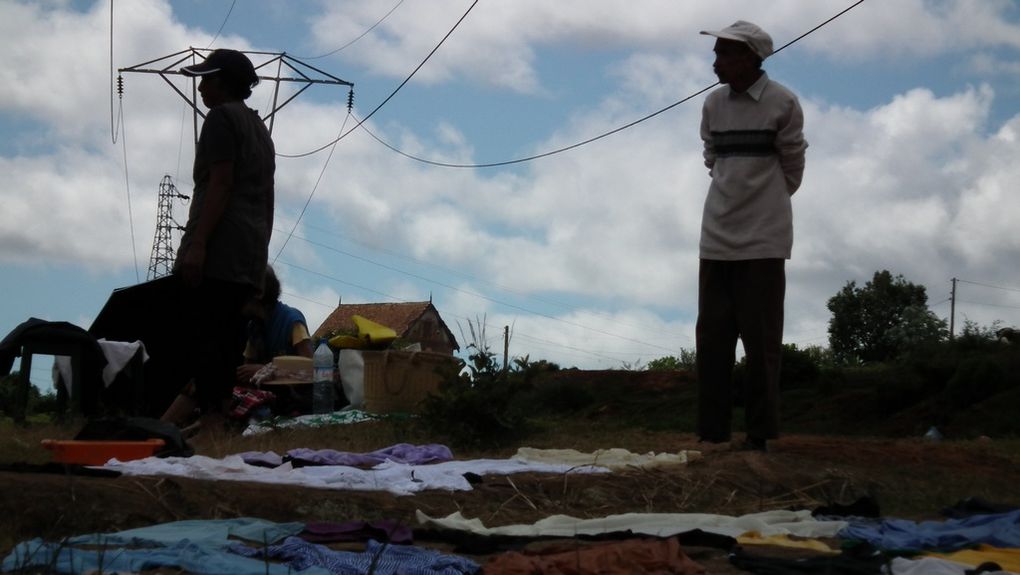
[120,48,354,275]
[146,175,188,280]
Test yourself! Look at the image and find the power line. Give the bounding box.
[957,278,1020,294]
[279,276,649,367]
[295,0,866,168]
[278,238,679,355]
[294,0,407,59]
[273,216,693,341]
[276,260,405,302]
[351,84,713,168]
[270,0,479,269]
[272,112,353,263]
[276,0,480,159]
[276,264,632,365]
[118,104,140,283]
[957,299,1020,311]
[205,0,237,48]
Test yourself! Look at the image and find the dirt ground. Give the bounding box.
[3,433,1019,573]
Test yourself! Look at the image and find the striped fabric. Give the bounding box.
[710,129,777,157]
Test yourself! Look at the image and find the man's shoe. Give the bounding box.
[739,437,768,452]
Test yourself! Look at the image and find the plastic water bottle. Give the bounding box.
[312,338,334,414]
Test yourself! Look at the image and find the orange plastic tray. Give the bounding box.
[41,438,165,465]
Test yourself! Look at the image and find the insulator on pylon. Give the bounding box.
[117,75,124,98]
[347,88,354,111]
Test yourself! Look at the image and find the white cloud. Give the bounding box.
[3,0,1020,368]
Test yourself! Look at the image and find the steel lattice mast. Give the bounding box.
[146,175,188,280]
[120,48,354,276]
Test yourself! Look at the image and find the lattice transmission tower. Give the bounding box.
[119,48,354,280]
[147,175,189,280]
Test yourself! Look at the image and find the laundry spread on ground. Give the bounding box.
[480,536,706,574]
[239,443,454,468]
[415,508,849,539]
[7,508,1020,575]
[65,517,304,548]
[229,536,479,574]
[925,544,1020,573]
[100,453,610,495]
[735,530,838,553]
[885,556,1016,575]
[513,446,700,469]
[242,409,381,436]
[9,439,1020,574]
[840,509,1020,551]
[3,537,332,575]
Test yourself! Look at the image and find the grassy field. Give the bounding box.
[2,364,1020,570]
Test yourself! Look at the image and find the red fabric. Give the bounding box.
[228,386,275,419]
[482,537,705,574]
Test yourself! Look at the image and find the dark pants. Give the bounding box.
[176,275,253,413]
[696,258,784,441]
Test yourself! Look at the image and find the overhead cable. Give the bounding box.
[286,0,866,167]
[276,0,480,159]
[294,0,407,59]
[958,278,1020,294]
[274,216,693,341]
[279,238,679,355]
[205,0,237,48]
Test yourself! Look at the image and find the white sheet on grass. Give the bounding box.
[415,508,848,539]
[101,455,610,495]
[514,447,700,469]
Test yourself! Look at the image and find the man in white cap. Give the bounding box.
[695,21,807,452]
[171,48,276,429]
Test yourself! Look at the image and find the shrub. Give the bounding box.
[943,356,1009,409]
[526,380,596,414]
[420,345,532,450]
[780,344,822,389]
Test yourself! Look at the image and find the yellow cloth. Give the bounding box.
[737,531,837,554]
[926,544,1020,573]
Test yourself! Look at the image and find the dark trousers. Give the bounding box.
[175,275,253,412]
[696,258,784,441]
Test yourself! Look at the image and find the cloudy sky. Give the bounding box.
[3,0,1020,389]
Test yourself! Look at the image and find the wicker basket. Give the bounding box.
[361,350,461,414]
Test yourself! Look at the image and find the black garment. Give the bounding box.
[0,318,105,382]
[0,318,107,416]
[942,497,1019,519]
[413,527,736,556]
[697,258,785,442]
[75,416,193,458]
[176,277,253,412]
[90,276,190,417]
[813,496,882,519]
[729,544,890,574]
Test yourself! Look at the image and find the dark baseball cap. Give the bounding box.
[180,49,258,84]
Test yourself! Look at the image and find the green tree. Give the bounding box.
[827,270,947,364]
[646,348,696,372]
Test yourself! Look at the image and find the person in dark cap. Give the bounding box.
[694,21,808,452]
[172,48,276,429]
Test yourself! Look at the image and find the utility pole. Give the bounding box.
[146,175,188,280]
[503,325,510,371]
[949,277,957,339]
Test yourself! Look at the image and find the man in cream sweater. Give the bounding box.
[696,21,807,452]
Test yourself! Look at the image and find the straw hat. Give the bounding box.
[260,355,313,386]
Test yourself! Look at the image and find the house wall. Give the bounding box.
[406,310,456,355]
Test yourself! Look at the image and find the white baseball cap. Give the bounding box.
[700,20,774,60]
